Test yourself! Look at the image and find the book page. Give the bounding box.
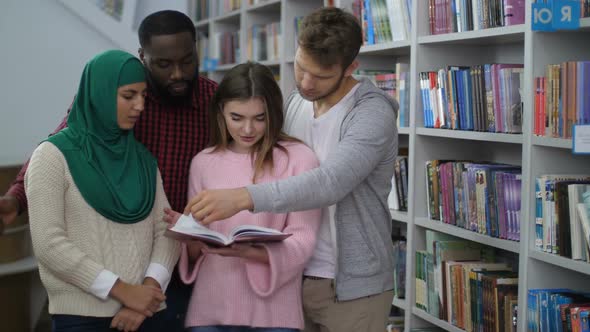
[229,224,291,243]
[167,214,229,245]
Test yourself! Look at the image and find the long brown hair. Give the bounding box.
[208,62,298,182]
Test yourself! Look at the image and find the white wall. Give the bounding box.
[0,0,191,167]
[133,0,188,30]
[0,0,117,166]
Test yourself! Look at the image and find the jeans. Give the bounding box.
[52,310,165,332]
[188,326,298,332]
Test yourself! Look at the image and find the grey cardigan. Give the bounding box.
[247,78,399,301]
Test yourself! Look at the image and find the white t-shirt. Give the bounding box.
[286,84,360,278]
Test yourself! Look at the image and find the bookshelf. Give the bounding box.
[415,217,520,254]
[416,127,524,144]
[531,136,573,149]
[529,250,590,276]
[0,256,37,277]
[192,0,590,331]
[417,24,526,45]
[412,308,464,332]
[194,0,323,91]
[391,209,410,224]
[393,296,408,311]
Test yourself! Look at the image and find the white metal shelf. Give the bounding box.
[418,24,525,45]
[412,308,465,332]
[0,256,38,278]
[195,19,210,28]
[390,209,409,224]
[259,59,281,66]
[392,296,407,310]
[213,10,241,24]
[215,63,239,71]
[529,250,590,276]
[415,218,520,253]
[398,127,410,135]
[246,0,281,12]
[532,136,572,150]
[359,40,411,56]
[416,127,523,144]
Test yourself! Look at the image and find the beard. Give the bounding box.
[146,72,196,106]
[296,73,345,102]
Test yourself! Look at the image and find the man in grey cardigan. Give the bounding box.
[185,7,398,332]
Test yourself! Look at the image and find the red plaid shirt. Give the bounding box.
[7,76,217,213]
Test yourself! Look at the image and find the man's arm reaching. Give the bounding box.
[185,95,398,224]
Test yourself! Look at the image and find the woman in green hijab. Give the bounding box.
[25,50,180,332]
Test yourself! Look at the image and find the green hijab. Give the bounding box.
[47,50,157,224]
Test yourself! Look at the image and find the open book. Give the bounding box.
[165,214,292,247]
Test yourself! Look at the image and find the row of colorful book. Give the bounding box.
[534,175,590,260]
[419,64,524,133]
[533,61,590,139]
[415,232,518,332]
[351,0,412,44]
[425,160,522,241]
[527,288,590,332]
[215,0,242,16]
[355,63,410,128]
[192,0,212,21]
[428,0,526,35]
[247,22,281,62]
[212,31,240,66]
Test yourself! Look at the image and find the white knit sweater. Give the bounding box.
[25,142,180,317]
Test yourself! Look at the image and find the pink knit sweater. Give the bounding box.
[179,142,321,329]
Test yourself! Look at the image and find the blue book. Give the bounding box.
[399,72,407,127]
[363,0,374,45]
[483,64,495,132]
[581,310,590,332]
[528,289,570,332]
[456,70,465,130]
[553,294,574,332]
[535,179,544,251]
[463,68,474,130]
[419,73,427,127]
[584,62,590,125]
[425,73,433,128]
[438,69,450,128]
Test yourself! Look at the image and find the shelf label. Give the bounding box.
[532,0,581,31]
[573,125,590,154]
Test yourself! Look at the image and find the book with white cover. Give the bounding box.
[165,214,292,247]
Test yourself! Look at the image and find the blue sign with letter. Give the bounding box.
[532,0,580,31]
[532,2,555,31]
